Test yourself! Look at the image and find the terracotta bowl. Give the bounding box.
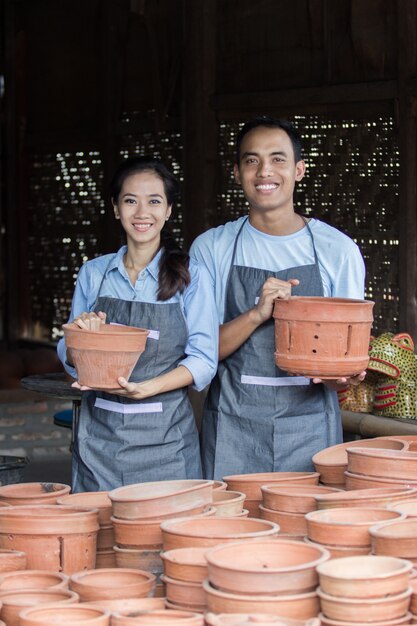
[57,491,112,526]
[205,539,329,595]
[223,473,320,500]
[369,519,417,558]
[161,574,206,607]
[111,610,204,625]
[387,499,417,518]
[161,547,208,583]
[82,597,165,612]
[212,491,245,516]
[95,549,117,569]
[315,487,417,510]
[19,603,111,625]
[303,536,371,559]
[345,471,417,490]
[0,549,27,572]
[410,577,417,613]
[242,500,262,518]
[109,480,213,520]
[305,508,404,547]
[160,517,280,551]
[261,484,341,514]
[203,579,319,619]
[318,612,412,626]
[347,447,417,480]
[0,570,68,591]
[205,615,320,626]
[69,568,155,601]
[312,438,406,486]
[113,546,163,577]
[0,482,71,506]
[213,482,227,491]
[0,588,78,626]
[259,504,306,534]
[316,555,413,598]
[317,586,412,622]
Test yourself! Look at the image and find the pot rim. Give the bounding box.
[108,479,213,504]
[202,578,318,601]
[317,586,412,605]
[316,555,413,580]
[160,516,279,538]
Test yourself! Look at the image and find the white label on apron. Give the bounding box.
[110,322,160,340]
[241,375,311,387]
[255,296,259,305]
[94,398,163,413]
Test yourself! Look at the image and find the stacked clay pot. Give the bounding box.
[161,547,208,613]
[211,491,247,517]
[69,567,155,602]
[112,609,204,625]
[317,555,413,626]
[304,507,404,559]
[345,444,417,490]
[203,539,329,618]
[0,482,71,506]
[19,603,111,625]
[315,487,417,511]
[370,519,417,565]
[57,491,116,568]
[223,472,320,518]
[0,588,78,626]
[259,484,341,536]
[205,616,320,626]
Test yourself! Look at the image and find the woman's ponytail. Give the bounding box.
[158,228,191,301]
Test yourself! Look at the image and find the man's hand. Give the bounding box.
[312,370,367,390]
[249,277,299,326]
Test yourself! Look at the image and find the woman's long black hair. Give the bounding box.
[110,156,190,301]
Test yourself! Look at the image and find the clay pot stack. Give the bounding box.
[205,616,320,626]
[161,547,208,613]
[0,482,71,506]
[211,491,247,517]
[370,519,417,565]
[57,490,116,568]
[259,484,341,537]
[315,487,417,511]
[223,472,320,518]
[345,446,417,490]
[317,555,413,626]
[304,507,404,559]
[0,588,79,626]
[69,567,155,602]
[19,603,111,625]
[203,539,329,619]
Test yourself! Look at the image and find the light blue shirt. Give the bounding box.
[57,246,219,391]
[190,217,366,323]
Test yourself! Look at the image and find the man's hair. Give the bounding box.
[235,115,303,164]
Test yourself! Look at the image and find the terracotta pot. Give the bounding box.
[212,491,245,516]
[259,505,305,534]
[203,579,319,619]
[312,438,406,486]
[273,296,374,379]
[205,539,329,596]
[19,603,111,625]
[370,519,417,558]
[317,586,412,622]
[410,577,417,613]
[0,482,71,506]
[316,555,412,598]
[70,568,155,601]
[113,547,163,578]
[318,612,412,626]
[0,505,99,573]
[63,322,149,389]
[261,484,341,514]
[57,491,112,525]
[305,507,404,547]
[303,536,371,559]
[316,487,417,510]
[82,598,165,612]
[160,517,280,551]
[0,549,27,572]
[0,588,78,626]
[161,574,206,607]
[345,471,417,490]
[111,610,204,625]
[387,499,417,518]
[224,509,249,518]
[223,473,320,501]
[109,480,213,520]
[95,549,117,569]
[97,525,115,550]
[347,447,417,480]
[164,599,205,613]
[0,569,68,591]
[212,482,227,491]
[161,547,208,583]
[205,615,320,626]
[242,500,261,518]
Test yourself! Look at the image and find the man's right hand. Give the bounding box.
[249,277,299,325]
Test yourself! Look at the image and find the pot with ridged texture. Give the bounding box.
[69,568,155,602]
[111,610,204,625]
[161,547,208,583]
[0,482,71,506]
[19,603,111,625]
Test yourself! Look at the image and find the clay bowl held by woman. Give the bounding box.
[305,507,404,547]
[0,549,27,572]
[57,491,112,525]
[19,603,111,625]
[205,539,329,596]
[205,615,320,626]
[315,487,417,510]
[69,568,155,602]
[369,519,417,560]
[223,473,320,502]
[212,491,245,516]
[316,555,413,598]
[0,482,71,506]
[161,547,208,583]
[261,484,341,514]
[319,613,413,626]
[109,480,213,520]
[111,609,204,625]
[259,505,305,535]
[317,586,412,623]
[347,447,417,480]
[312,438,407,487]
[63,322,149,389]
[345,471,417,490]
[0,569,68,591]
[160,516,280,551]
[0,588,78,626]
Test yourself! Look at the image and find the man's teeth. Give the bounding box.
[255,184,278,190]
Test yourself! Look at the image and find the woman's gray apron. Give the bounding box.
[201,217,342,480]
[72,269,202,492]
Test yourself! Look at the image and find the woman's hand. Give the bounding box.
[72,311,106,331]
[312,371,367,390]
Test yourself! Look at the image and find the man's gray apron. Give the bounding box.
[201,217,342,480]
[72,269,202,492]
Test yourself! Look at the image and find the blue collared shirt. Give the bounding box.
[57,246,219,390]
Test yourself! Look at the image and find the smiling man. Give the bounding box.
[190,115,366,480]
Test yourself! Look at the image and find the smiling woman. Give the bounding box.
[57,156,219,492]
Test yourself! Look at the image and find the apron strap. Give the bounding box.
[223,216,249,320]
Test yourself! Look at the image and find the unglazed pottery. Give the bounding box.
[160,517,280,551]
[0,482,71,505]
[387,499,417,518]
[369,519,417,558]
[273,296,374,378]
[315,487,417,510]
[0,588,78,626]
[0,505,99,573]
[259,505,306,534]
[69,568,155,601]
[57,491,112,525]
[303,536,370,559]
[161,547,208,583]
[261,484,341,514]
[113,546,163,578]
[223,473,320,501]
[19,603,111,625]
[0,549,27,572]
[319,612,412,626]
[63,321,149,389]
[0,569,68,591]
[347,447,417,480]
[317,586,412,622]
[95,549,117,569]
[345,471,417,490]
[305,507,404,547]
[109,480,213,520]
[82,597,165,612]
[212,481,228,491]
[316,555,413,598]
[212,491,245,516]
[111,610,204,625]
[205,616,320,626]
[205,539,329,595]
[161,574,206,608]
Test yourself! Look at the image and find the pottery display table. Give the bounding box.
[342,410,417,438]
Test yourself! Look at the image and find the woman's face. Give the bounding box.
[113,170,172,247]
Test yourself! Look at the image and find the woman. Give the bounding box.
[57,156,218,492]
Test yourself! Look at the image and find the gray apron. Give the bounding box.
[72,270,202,492]
[201,217,342,480]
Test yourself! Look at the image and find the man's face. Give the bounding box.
[234,126,305,215]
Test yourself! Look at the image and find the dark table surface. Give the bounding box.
[20,373,82,401]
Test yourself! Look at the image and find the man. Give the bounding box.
[190,116,366,480]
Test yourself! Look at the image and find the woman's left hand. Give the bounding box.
[312,371,367,390]
[72,377,157,399]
